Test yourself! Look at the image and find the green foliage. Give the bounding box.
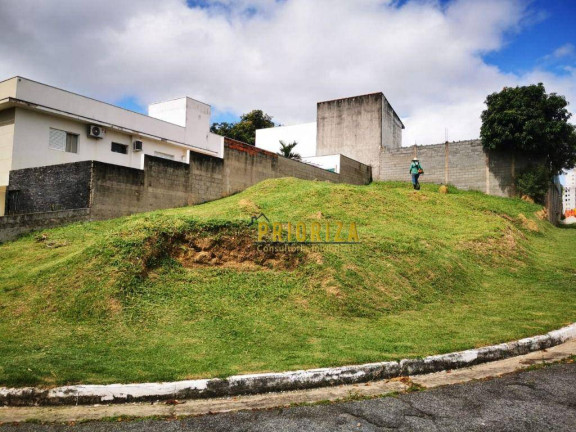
[0,179,574,386]
[278,140,302,160]
[211,110,276,145]
[515,165,550,204]
[481,83,576,175]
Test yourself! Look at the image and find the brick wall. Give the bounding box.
[6,161,92,214]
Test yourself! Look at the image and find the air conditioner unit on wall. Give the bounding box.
[88,125,105,139]
[133,140,143,152]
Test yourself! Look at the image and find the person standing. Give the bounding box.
[409,157,423,190]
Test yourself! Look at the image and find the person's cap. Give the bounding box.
[412,157,419,161]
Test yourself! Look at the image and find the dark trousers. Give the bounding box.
[411,173,420,189]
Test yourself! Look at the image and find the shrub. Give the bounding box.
[515,165,549,205]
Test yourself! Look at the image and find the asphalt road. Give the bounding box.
[2,362,575,432]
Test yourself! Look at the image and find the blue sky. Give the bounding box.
[118,0,576,126]
[483,0,576,75]
[3,0,574,144]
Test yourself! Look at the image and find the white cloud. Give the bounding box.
[550,43,575,59]
[0,0,573,145]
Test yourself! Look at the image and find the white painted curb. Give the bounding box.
[1,323,575,406]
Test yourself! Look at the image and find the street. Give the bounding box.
[2,362,575,431]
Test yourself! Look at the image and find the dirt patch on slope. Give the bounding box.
[458,227,524,262]
[173,230,307,270]
[517,213,539,232]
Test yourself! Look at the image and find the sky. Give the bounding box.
[0,0,575,145]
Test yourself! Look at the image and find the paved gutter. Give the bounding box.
[0,323,574,424]
[1,339,574,424]
[1,323,574,407]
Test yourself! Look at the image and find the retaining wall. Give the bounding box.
[90,157,190,220]
[223,139,279,196]
[7,161,92,214]
[0,141,372,241]
[0,208,90,243]
[189,152,224,205]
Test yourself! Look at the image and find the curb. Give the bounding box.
[2,323,575,407]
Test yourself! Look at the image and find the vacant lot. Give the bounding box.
[0,179,574,386]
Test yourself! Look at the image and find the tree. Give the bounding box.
[278,140,301,160]
[480,83,576,176]
[209,122,235,139]
[210,110,276,145]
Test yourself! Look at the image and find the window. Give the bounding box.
[154,151,175,160]
[111,142,128,154]
[49,128,78,153]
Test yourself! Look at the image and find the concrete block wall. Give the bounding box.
[0,208,90,243]
[6,161,92,214]
[90,157,190,220]
[339,155,373,185]
[225,138,372,189]
[223,138,278,195]
[277,156,340,182]
[90,161,146,220]
[0,139,372,240]
[142,156,190,212]
[379,139,534,197]
[189,151,224,205]
[443,140,487,193]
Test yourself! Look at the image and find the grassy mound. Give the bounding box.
[0,178,574,387]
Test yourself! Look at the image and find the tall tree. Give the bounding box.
[210,110,276,145]
[480,83,576,176]
[278,140,301,160]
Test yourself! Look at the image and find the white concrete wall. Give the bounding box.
[256,122,317,157]
[382,97,403,150]
[148,98,187,127]
[149,97,218,155]
[0,109,15,186]
[13,78,188,144]
[184,98,213,154]
[11,108,189,172]
[0,108,14,216]
[0,78,17,101]
[208,132,224,158]
[302,154,340,173]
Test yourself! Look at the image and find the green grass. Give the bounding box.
[0,178,574,387]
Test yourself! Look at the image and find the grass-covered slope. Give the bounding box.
[0,179,574,387]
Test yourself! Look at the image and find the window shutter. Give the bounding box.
[49,128,66,151]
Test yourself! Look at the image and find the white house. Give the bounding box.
[562,168,576,223]
[0,76,224,216]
